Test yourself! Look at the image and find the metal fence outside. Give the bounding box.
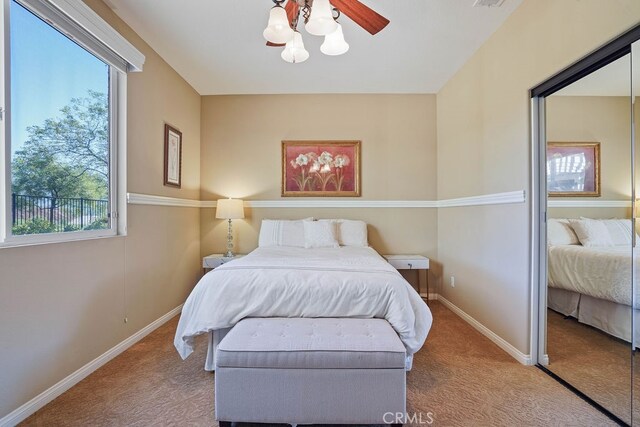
[12,193,109,232]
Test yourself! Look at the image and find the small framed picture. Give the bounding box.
[164,124,182,188]
[547,142,600,197]
[282,140,361,197]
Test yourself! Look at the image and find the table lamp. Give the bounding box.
[216,198,245,257]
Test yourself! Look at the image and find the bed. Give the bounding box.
[174,219,432,371]
[547,217,639,346]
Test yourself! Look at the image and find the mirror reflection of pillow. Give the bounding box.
[581,217,636,247]
[547,218,580,246]
[568,218,614,247]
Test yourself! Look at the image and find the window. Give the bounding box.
[546,153,587,191]
[0,0,143,246]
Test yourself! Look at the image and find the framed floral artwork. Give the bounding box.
[282,141,361,197]
[547,142,600,197]
[164,124,182,188]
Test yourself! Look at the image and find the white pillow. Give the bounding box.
[303,220,339,248]
[547,218,580,246]
[569,218,614,247]
[337,219,368,247]
[320,219,368,247]
[258,218,313,248]
[583,218,636,247]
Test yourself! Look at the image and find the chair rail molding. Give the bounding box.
[127,193,201,208]
[547,199,631,208]
[437,190,525,208]
[127,190,527,209]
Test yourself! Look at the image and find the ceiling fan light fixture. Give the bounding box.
[305,0,338,36]
[320,23,349,56]
[263,5,294,44]
[281,31,309,64]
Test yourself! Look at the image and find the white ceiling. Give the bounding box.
[107,0,523,95]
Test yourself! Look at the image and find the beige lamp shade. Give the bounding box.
[216,199,245,219]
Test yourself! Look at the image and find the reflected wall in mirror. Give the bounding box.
[545,53,633,425]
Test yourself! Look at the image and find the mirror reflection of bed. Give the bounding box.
[544,53,634,425]
[546,227,633,421]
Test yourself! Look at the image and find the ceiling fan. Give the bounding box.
[263,0,390,63]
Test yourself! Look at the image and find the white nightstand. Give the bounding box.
[203,254,245,273]
[383,255,430,303]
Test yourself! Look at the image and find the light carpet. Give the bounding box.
[21,302,616,426]
[546,308,632,425]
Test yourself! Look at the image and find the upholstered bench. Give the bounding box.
[215,317,406,425]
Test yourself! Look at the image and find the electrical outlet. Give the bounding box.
[450,276,455,287]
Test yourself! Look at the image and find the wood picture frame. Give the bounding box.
[547,142,600,197]
[282,141,361,197]
[164,124,182,188]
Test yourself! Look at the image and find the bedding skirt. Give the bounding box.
[548,287,640,348]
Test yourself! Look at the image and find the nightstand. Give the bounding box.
[203,254,245,273]
[383,255,430,303]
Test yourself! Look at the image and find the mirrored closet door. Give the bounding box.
[632,38,640,427]
[542,53,634,424]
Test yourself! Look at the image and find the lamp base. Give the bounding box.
[225,219,235,258]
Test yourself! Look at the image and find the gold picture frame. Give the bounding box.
[282,141,361,197]
[547,142,600,197]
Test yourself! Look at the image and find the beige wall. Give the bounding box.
[200,94,436,201]
[547,95,632,219]
[549,207,631,220]
[200,94,438,289]
[0,0,201,418]
[436,0,639,354]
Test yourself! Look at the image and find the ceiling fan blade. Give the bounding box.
[265,0,300,47]
[285,0,300,27]
[329,0,389,35]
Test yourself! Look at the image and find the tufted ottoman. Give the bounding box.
[215,317,406,425]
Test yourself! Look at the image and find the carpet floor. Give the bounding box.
[21,301,616,426]
[546,309,632,424]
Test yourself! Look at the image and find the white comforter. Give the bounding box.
[548,245,636,307]
[175,246,432,359]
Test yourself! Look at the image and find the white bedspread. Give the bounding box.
[548,245,635,307]
[175,246,432,359]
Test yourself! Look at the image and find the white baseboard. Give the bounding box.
[0,305,183,427]
[436,295,533,366]
[1,296,532,426]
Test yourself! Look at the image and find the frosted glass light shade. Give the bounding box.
[320,23,349,56]
[263,6,294,44]
[305,0,338,36]
[216,199,245,219]
[281,32,309,64]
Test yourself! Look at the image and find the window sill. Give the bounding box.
[0,230,126,249]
